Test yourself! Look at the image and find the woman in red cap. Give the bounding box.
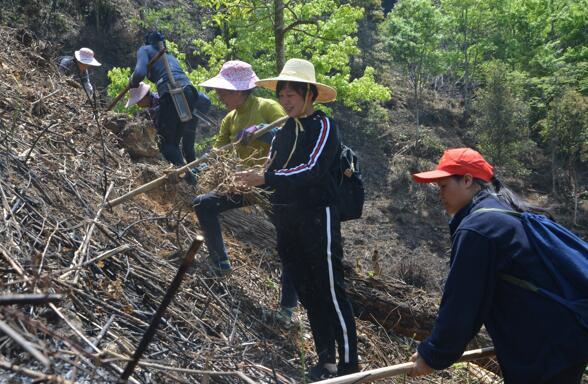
[410,148,588,383]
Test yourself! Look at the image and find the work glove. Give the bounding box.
[236,125,260,145]
[191,162,209,175]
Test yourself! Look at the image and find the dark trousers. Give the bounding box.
[541,361,587,384]
[193,192,298,308]
[157,85,200,165]
[275,206,358,370]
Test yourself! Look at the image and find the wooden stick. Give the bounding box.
[106,116,288,208]
[312,347,496,384]
[105,48,167,112]
[131,360,258,384]
[58,244,132,279]
[68,182,114,284]
[106,84,131,112]
[0,319,50,368]
[118,236,204,383]
[0,293,62,306]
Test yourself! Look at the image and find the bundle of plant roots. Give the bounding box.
[195,149,272,211]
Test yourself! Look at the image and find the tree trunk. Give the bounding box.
[274,0,286,72]
[572,166,578,225]
[462,7,470,123]
[414,74,420,138]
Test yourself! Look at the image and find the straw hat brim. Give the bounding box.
[125,83,151,108]
[74,51,101,66]
[199,76,257,91]
[256,76,336,103]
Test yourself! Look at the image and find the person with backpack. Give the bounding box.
[58,47,101,99]
[409,147,588,383]
[191,60,299,326]
[129,31,210,170]
[236,58,359,379]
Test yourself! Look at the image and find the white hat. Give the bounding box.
[255,58,336,103]
[126,82,151,108]
[74,47,101,67]
[199,60,259,91]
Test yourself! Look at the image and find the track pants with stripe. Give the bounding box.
[275,206,358,371]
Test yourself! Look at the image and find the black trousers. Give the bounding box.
[275,206,358,370]
[157,85,200,165]
[541,361,587,384]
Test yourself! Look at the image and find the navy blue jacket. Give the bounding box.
[264,111,341,210]
[129,44,191,97]
[418,190,588,383]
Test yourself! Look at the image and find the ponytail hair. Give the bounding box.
[489,176,552,218]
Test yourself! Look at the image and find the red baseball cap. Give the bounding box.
[412,148,494,183]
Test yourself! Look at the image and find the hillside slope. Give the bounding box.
[0,25,503,383]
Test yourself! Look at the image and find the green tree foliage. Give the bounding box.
[380,0,445,132]
[131,6,199,48]
[540,89,588,222]
[473,62,532,177]
[107,67,135,114]
[190,0,391,111]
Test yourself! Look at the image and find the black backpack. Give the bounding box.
[337,145,365,221]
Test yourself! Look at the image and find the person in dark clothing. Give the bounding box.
[236,58,359,380]
[58,47,101,99]
[410,148,588,383]
[129,31,211,166]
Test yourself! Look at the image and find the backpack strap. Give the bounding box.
[475,208,539,292]
[473,207,523,218]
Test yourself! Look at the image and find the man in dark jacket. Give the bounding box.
[129,31,210,167]
[410,148,588,384]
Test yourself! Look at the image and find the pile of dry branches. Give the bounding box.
[0,26,303,383]
[196,150,271,210]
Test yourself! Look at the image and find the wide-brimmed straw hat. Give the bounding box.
[412,148,494,183]
[256,58,336,103]
[199,60,259,91]
[74,47,101,67]
[125,82,151,108]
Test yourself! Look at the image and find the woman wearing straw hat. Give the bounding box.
[125,82,160,128]
[409,148,588,383]
[236,58,359,379]
[58,47,101,99]
[193,61,299,324]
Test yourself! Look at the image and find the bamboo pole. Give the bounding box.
[0,293,62,306]
[118,236,204,383]
[312,347,496,384]
[106,116,288,208]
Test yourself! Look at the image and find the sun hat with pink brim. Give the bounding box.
[74,47,101,67]
[125,82,151,108]
[199,60,259,91]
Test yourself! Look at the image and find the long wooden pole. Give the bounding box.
[312,347,496,384]
[118,236,203,383]
[106,116,289,208]
[105,48,167,112]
